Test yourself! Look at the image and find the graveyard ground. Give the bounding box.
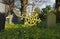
[0,21,60,39]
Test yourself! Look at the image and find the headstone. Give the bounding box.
[6,14,13,24]
[47,13,56,28]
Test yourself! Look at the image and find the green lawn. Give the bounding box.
[0,22,60,39]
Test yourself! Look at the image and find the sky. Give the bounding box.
[29,0,55,8]
[14,0,55,12]
[51,0,55,3]
[27,0,55,12]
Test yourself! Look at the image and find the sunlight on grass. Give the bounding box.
[5,23,19,29]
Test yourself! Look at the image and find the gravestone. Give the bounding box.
[6,14,13,24]
[47,13,56,28]
[0,0,14,31]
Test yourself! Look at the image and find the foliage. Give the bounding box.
[34,7,41,14]
[41,5,55,20]
[24,13,41,26]
[42,5,52,14]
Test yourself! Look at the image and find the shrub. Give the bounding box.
[24,13,41,26]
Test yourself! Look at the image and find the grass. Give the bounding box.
[0,21,60,39]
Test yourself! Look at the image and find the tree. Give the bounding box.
[32,2,35,12]
[34,7,41,14]
[21,0,28,16]
[56,0,60,22]
[0,0,8,31]
[20,0,28,23]
[41,5,51,20]
[0,0,14,31]
[42,8,47,14]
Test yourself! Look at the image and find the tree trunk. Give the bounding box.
[21,0,28,16]
[56,0,60,23]
[20,0,28,23]
[0,13,6,31]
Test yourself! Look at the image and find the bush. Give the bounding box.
[24,13,41,26]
